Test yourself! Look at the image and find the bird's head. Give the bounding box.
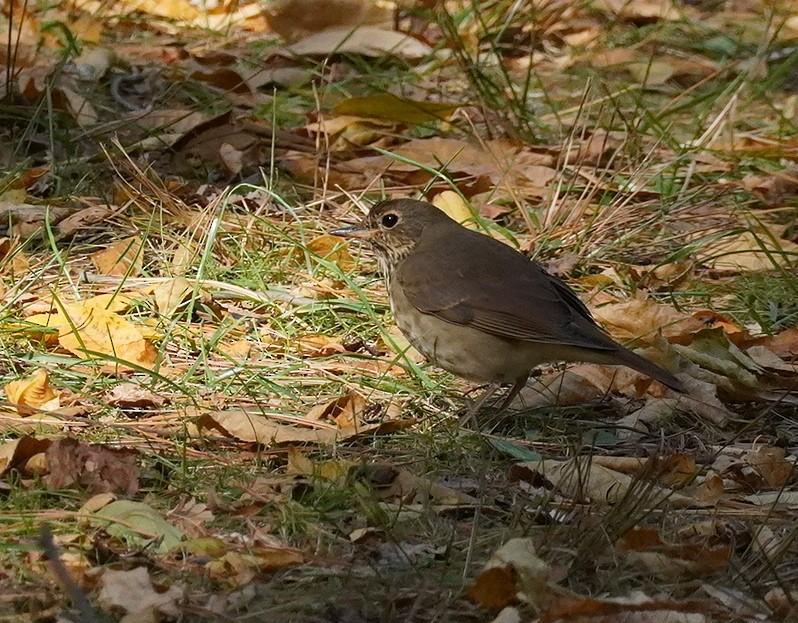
[332,199,453,267]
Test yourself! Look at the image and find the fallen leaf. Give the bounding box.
[432,191,478,229]
[304,234,355,270]
[104,383,167,410]
[4,369,60,414]
[44,438,140,495]
[616,526,731,577]
[521,457,702,508]
[89,500,185,555]
[264,0,393,40]
[0,436,51,476]
[306,391,367,428]
[152,277,194,317]
[469,538,579,610]
[333,93,459,125]
[90,235,145,276]
[98,567,184,620]
[285,26,432,60]
[26,295,157,370]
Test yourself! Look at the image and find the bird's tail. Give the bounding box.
[598,347,685,393]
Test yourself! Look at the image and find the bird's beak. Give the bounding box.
[330,224,377,239]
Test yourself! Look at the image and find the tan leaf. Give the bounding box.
[197,409,341,445]
[523,457,702,508]
[286,446,355,484]
[152,277,193,317]
[285,26,432,59]
[306,391,367,428]
[616,526,731,577]
[469,538,579,610]
[90,236,145,276]
[0,436,51,476]
[295,334,348,357]
[98,567,185,619]
[694,228,798,272]
[591,296,695,342]
[55,205,116,238]
[104,383,167,410]
[205,548,304,586]
[0,237,30,275]
[115,0,200,20]
[743,446,792,488]
[4,369,60,414]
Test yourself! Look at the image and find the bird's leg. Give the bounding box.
[496,373,529,412]
[459,374,529,425]
[459,383,502,425]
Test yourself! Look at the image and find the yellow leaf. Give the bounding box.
[432,191,478,230]
[152,277,193,317]
[27,297,156,370]
[4,369,60,414]
[90,236,145,276]
[305,234,354,270]
[333,93,459,125]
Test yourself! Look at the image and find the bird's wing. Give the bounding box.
[395,228,619,351]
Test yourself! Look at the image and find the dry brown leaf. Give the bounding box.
[104,383,167,410]
[591,296,695,342]
[285,26,431,59]
[522,457,702,508]
[115,0,200,20]
[306,115,396,150]
[153,277,193,317]
[0,237,30,275]
[55,205,116,239]
[306,391,367,428]
[748,327,798,359]
[264,0,393,40]
[616,526,731,577]
[742,446,792,489]
[295,334,348,357]
[468,538,579,610]
[373,466,479,506]
[0,201,72,239]
[44,437,140,495]
[205,547,304,586]
[592,0,682,21]
[4,369,60,414]
[694,228,798,272]
[98,567,184,621]
[0,436,51,476]
[90,235,145,277]
[286,446,355,484]
[765,587,798,621]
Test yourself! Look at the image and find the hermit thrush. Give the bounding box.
[333,199,684,417]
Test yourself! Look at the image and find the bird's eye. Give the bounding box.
[381,213,399,228]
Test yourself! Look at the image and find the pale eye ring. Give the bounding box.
[381,213,399,228]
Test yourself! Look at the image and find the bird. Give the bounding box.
[332,198,684,420]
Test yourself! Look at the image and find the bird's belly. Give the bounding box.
[390,289,535,384]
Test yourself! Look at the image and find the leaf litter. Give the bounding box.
[0,0,797,620]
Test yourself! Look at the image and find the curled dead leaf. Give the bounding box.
[4,369,60,414]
